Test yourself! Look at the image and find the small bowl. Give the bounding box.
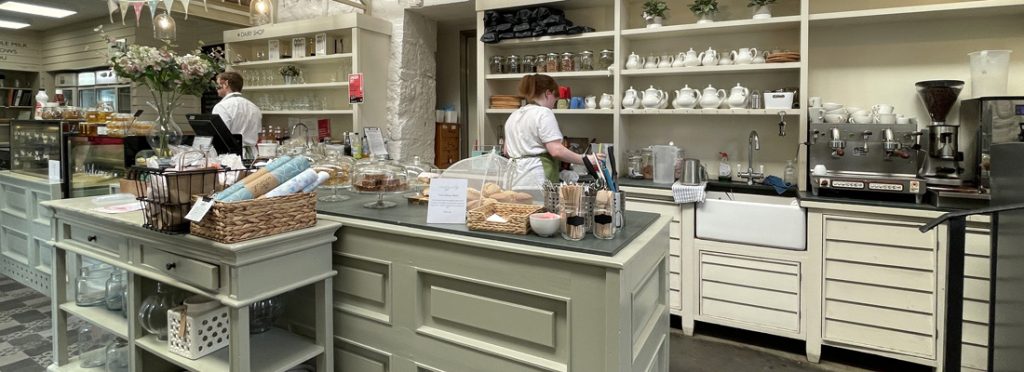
[822,102,844,111]
[529,212,561,237]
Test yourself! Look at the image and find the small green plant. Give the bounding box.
[279,65,300,77]
[689,0,720,16]
[748,0,775,7]
[642,0,669,18]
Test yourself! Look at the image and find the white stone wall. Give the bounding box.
[278,0,438,162]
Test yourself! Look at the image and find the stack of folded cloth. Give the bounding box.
[672,181,707,204]
[480,7,596,44]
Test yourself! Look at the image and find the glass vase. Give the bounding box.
[77,324,109,368]
[146,96,183,159]
[249,296,284,334]
[138,283,177,340]
[104,270,125,311]
[104,338,130,372]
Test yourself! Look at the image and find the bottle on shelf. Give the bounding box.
[361,133,369,158]
[784,160,797,185]
[351,132,363,159]
[34,89,48,119]
[718,152,731,181]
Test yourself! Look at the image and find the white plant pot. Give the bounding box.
[696,14,714,24]
[645,15,663,28]
[752,5,772,19]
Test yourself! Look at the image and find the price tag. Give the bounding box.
[48,160,61,183]
[349,73,364,104]
[185,197,215,222]
[292,37,306,58]
[193,136,213,149]
[96,125,108,136]
[364,127,387,156]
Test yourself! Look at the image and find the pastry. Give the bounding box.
[467,188,482,201]
[490,191,514,201]
[482,182,502,197]
[513,192,533,201]
[421,187,430,197]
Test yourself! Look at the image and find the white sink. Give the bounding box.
[696,191,807,250]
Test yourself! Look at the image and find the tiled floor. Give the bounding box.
[0,273,924,372]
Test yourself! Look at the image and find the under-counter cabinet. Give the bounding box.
[624,193,683,315]
[43,198,341,372]
[0,171,61,294]
[804,204,992,371]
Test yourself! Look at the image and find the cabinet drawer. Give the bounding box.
[965,229,991,257]
[824,319,934,358]
[669,237,681,256]
[669,289,681,310]
[140,247,220,290]
[669,272,680,292]
[66,222,126,259]
[669,255,680,273]
[825,217,936,250]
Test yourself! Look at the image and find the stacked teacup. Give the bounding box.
[822,102,848,124]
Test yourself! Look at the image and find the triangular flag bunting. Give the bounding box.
[131,2,144,26]
[202,0,207,12]
[148,0,159,19]
[163,0,173,11]
[119,0,130,25]
[107,0,118,23]
[180,0,190,19]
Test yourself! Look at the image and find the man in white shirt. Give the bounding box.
[211,72,261,146]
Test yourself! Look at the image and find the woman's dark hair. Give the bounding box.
[517,74,559,100]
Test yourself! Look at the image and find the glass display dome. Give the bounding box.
[351,155,409,208]
[405,155,440,190]
[311,149,355,202]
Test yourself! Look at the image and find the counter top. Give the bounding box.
[316,193,660,257]
[617,178,797,197]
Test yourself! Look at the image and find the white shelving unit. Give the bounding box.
[486,108,615,115]
[621,15,802,38]
[134,329,323,372]
[224,13,391,135]
[58,301,128,339]
[620,62,801,76]
[620,108,800,116]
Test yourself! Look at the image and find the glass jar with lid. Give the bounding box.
[405,155,440,191]
[489,55,505,74]
[506,55,521,74]
[599,50,614,70]
[641,147,654,180]
[98,100,114,123]
[546,52,559,72]
[560,52,575,72]
[351,155,410,208]
[522,55,536,73]
[535,54,548,73]
[62,106,83,120]
[578,51,594,71]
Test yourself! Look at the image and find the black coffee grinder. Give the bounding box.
[916,80,967,186]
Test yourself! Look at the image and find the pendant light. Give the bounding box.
[250,0,273,26]
[154,11,175,41]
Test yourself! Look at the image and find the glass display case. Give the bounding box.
[10,120,62,178]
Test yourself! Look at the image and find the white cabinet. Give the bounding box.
[625,196,682,314]
[0,171,61,295]
[697,250,801,333]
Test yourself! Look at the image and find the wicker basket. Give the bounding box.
[467,202,542,235]
[190,192,317,243]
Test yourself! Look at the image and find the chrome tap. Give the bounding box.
[829,127,846,158]
[738,130,764,185]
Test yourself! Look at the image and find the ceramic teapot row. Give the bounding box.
[581,94,616,109]
[625,47,770,69]
[622,83,752,109]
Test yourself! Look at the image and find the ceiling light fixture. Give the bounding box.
[0,1,76,18]
[0,19,29,29]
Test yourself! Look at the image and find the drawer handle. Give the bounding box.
[87,235,97,242]
[165,262,177,271]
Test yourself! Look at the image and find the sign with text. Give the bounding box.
[426,178,468,224]
[348,73,363,104]
[364,127,387,156]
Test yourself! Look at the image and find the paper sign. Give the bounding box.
[348,73,364,104]
[426,178,468,224]
[48,160,61,183]
[268,39,280,60]
[185,197,214,222]
[315,32,335,55]
[317,119,331,141]
[193,136,213,149]
[364,127,387,156]
[292,37,306,58]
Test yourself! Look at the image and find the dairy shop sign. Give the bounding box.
[0,39,29,61]
[234,28,266,40]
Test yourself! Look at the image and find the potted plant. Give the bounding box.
[279,65,301,85]
[748,0,775,19]
[641,0,669,28]
[689,0,719,24]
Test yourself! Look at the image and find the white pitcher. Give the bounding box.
[599,93,614,109]
[625,52,644,70]
[719,51,734,65]
[672,51,687,68]
[643,53,659,69]
[727,83,749,109]
[622,86,641,109]
[698,48,719,66]
[698,84,726,109]
[657,89,669,109]
[673,84,700,109]
[658,54,673,68]
[585,95,597,109]
[752,51,767,64]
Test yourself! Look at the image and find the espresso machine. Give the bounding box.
[960,97,1024,190]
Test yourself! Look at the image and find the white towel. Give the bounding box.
[672,181,707,204]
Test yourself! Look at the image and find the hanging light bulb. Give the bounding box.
[154,11,175,41]
[250,0,273,26]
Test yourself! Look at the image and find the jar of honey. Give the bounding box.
[85,107,100,123]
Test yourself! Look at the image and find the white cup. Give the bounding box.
[813,164,827,176]
[845,107,864,115]
[872,104,895,114]
[875,113,897,124]
[824,113,847,124]
[822,102,843,111]
[896,115,912,125]
[809,97,822,108]
[849,114,873,124]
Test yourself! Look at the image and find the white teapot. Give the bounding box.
[658,54,674,68]
[727,83,750,109]
[698,47,719,66]
[698,84,726,109]
[672,51,687,68]
[643,53,659,69]
[672,84,700,109]
[625,52,644,70]
[641,85,664,109]
[733,48,758,65]
[681,48,700,67]
[657,89,670,109]
[752,51,768,64]
[599,93,614,109]
[622,86,641,109]
[585,95,597,109]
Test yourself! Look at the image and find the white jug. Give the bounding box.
[625,52,644,70]
[658,89,669,109]
[641,85,664,109]
[752,51,767,64]
[658,54,673,68]
[698,84,726,109]
[719,51,734,65]
[585,95,597,109]
[673,84,700,109]
[643,53,659,69]
[599,93,614,109]
[622,86,641,109]
[727,83,749,109]
[698,48,719,66]
[672,52,687,68]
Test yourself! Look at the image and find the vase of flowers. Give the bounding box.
[280,65,301,85]
[689,0,719,24]
[641,0,668,28]
[101,27,223,158]
[749,0,775,19]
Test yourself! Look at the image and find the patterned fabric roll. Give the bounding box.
[261,169,318,199]
[219,156,310,202]
[214,155,292,201]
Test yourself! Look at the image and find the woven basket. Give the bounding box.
[190,192,317,243]
[467,202,542,235]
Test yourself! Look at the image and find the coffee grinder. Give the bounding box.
[916,80,968,186]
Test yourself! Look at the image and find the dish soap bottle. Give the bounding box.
[718,152,731,181]
[784,160,797,185]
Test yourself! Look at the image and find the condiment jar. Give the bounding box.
[560,52,575,72]
[578,51,594,71]
[546,52,559,72]
[506,55,520,74]
[599,50,614,70]
[489,55,504,74]
[523,55,536,73]
[85,107,100,123]
[535,54,547,73]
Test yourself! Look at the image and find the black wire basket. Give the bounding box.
[127,164,250,234]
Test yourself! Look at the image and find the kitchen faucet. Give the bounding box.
[738,130,764,185]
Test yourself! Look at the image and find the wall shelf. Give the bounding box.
[261,110,353,115]
[486,108,615,115]
[244,82,349,91]
[486,70,612,80]
[809,0,1024,26]
[620,62,801,77]
[621,16,801,39]
[58,301,128,339]
[231,53,353,68]
[620,108,801,116]
[486,30,616,48]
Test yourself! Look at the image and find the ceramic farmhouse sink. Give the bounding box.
[695,191,807,250]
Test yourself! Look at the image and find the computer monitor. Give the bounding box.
[186,113,243,155]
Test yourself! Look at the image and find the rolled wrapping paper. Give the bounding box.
[301,171,331,193]
[214,155,292,201]
[260,169,319,199]
[218,156,311,202]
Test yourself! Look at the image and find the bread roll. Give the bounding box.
[467,188,482,201]
[481,198,497,207]
[467,200,481,210]
[514,192,533,201]
[490,191,514,201]
[482,182,502,197]
[421,187,430,197]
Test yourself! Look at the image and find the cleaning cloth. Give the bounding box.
[672,181,707,204]
[763,175,791,195]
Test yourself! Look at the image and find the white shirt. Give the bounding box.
[212,92,261,146]
[503,104,563,189]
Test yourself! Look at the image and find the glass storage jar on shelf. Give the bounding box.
[104,338,130,372]
[560,52,575,72]
[489,55,504,74]
[249,296,284,334]
[351,155,410,209]
[546,53,559,72]
[598,49,614,70]
[104,270,124,311]
[62,106,83,120]
[523,55,536,73]
[138,283,183,340]
[506,55,521,74]
[535,54,548,73]
[77,324,109,368]
[578,51,594,71]
[76,264,113,307]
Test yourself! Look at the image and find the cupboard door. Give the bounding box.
[698,251,800,333]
